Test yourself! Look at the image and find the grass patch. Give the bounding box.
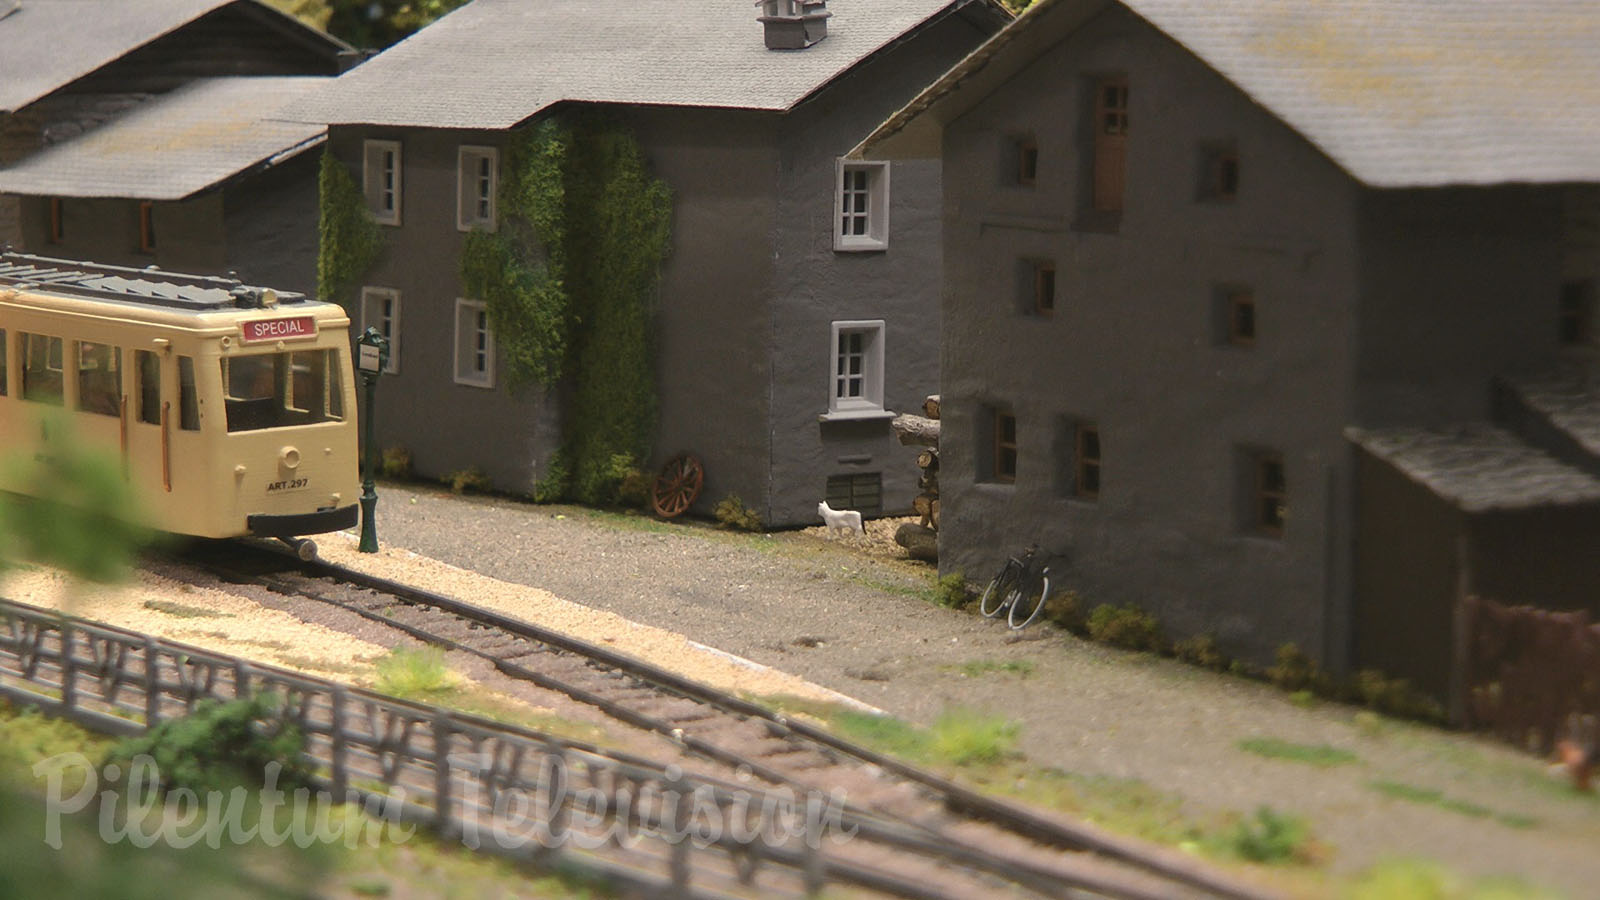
[143,598,233,619]
[1369,780,1539,830]
[375,647,455,699]
[1227,806,1316,863]
[1348,858,1563,900]
[1238,737,1359,768]
[944,659,1035,678]
[754,697,1020,768]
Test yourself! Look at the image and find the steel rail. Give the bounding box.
[182,542,1279,900]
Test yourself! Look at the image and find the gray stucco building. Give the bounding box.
[0,0,351,295]
[284,0,1008,527]
[861,0,1600,691]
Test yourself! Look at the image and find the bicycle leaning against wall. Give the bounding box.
[978,544,1052,629]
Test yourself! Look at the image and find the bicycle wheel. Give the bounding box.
[1008,572,1050,629]
[979,567,1018,618]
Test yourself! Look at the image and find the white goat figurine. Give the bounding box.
[818,501,864,539]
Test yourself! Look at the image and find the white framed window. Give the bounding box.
[834,159,889,251]
[457,145,498,231]
[826,319,885,417]
[363,139,402,225]
[453,298,494,388]
[360,286,401,374]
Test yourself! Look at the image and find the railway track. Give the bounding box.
[169,540,1280,900]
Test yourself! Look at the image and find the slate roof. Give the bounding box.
[861,0,1600,187]
[0,0,232,113]
[1347,423,1600,512]
[1500,365,1600,460]
[0,77,326,200]
[282,0,995,129]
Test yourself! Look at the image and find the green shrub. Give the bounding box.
[616,462,654,509]
[1268,643,1317,693]
[1042,588,1087,633]
[445,466,492,494]
[1228,806,1312,864]
[1353,670,1447,723]
[103,694,310,796]
[714,493,762,531]
[932,572,970,609]
[379,446,413,480]
[1173,632,1229,671]
[1086,603,1165,652]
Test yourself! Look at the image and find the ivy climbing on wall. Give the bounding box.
[460,114,673,506]
[315,149,385,312]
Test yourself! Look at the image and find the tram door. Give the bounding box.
[128,348,208,534]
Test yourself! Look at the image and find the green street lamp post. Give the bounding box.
[356,326,389,553]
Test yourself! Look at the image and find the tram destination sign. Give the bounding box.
[241,316,317,344]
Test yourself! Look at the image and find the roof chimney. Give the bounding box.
[757,0,830,50]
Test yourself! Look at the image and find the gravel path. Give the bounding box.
[364,482,1598,896]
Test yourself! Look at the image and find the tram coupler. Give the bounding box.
[278,537,318,562]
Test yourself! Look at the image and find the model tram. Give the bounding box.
[0,252,360,556]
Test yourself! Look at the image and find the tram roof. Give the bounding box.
[0,252,309,313]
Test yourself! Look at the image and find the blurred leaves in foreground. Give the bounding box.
[0,412,155,584]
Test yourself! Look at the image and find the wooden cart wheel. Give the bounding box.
[651,454,704,518]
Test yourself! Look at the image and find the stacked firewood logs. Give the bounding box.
[891,394,941,562]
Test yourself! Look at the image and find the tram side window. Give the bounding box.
[223,351,342,432]
[76,341,122,417]
[178,356,200,431]
[135,350,160,425]
[20,332,63,405]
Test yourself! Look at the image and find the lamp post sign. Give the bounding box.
[355,327,389,553]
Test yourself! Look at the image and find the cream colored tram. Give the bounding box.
[0,253,360,552]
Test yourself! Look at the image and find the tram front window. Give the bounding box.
[222,350,343,433]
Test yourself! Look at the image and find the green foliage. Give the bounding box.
[1348,859,1560,900]
[0,702,114,788]
[380,446,413,480]
[1086,603,1165,652]
[998,0,1037,12]
[104,694,311,796]
[1268,642,1318,692]
[1228,806,1313,864]
[714,493,763,531]
[1042,588,1087,632]
[562,119,672,504]
[1354,669,1448,723]
[444,466,492,494]
[375,648,453,699]
[461,120,573,391]
[716,496,761,530]
[614,456,654,509]
[316,149,385,311]
[931,707,1022,766]
[932,572,970,609]
[0,413,154,583]
[1238,737,1359,768]
[1173,632,1229,671]
[463,115,672,506]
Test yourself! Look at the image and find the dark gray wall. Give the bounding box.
[1355,187,1570,426]
[223,150,321,297]
[938,5,1363,667]
[622,107,780,517]
[329,127,557,495]
[18,191,227,274]
[767,12,993,527]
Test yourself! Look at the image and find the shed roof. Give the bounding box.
[1500,365,1600,460]
[859,0,1600,188]
[0,0,276,114]
[1347,424,1600,513]
[281,0,1001,129]
[0,77,326,200]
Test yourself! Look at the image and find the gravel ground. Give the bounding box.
[361,482,1600,898]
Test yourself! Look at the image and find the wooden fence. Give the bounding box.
[0,596,849,899]
[1458,594,1600,753]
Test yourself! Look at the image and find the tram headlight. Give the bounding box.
[280,446,301,470]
